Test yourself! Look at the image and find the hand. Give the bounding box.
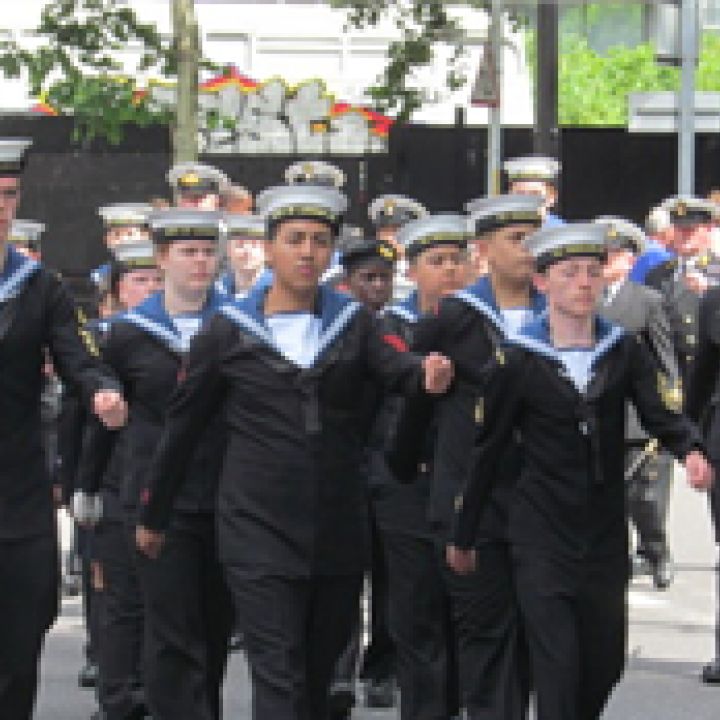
[136,525,165,560]
[446,545,477,574]
[422,353,454,395]
[684,450,714,491]
[93,390,128,429]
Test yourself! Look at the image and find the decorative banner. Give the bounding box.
[32,67,394,155]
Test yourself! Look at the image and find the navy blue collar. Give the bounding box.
[219,283,361,368]
[215,270,236,298]
[511,313,625,367]
[453,275,546,335]
[0,244,40,303]
[385,290,421,324]
[122,286,226,353]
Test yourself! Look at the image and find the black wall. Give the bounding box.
[5,115,720,281]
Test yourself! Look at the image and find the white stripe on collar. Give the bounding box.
[220,300,361,368]
[0,256,40,303]
[453,289,506,333]
[384,304,418,324]
[122,312,188,354]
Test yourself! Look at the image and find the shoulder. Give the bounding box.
[645,258,676,285]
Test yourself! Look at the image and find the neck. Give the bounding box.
[489,272,530,309]
[265,281,316,316]
[163,281,208,316]
[233,267,260,294]
[548,308,594,348]
[417,291,439,316]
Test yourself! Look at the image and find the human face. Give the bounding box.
[157,240,219,294]
[408,245,467,311]
[0,177,21,242]
[534,257,605,321]
[228,234,265,276]
[117,267,163,310]
[672,223,712,257]
[603,248,634,285]
[510,181,557,213]
[484,223,537,286]
[265,219,335,295]
[176,192,221,211]
[346,259,394,313]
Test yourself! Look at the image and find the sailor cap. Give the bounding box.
[256,184,348,231]
[594,216,647,254]
[98,203,153,228]
[167,162,230,196]
[284,160,346,189]
[397,213,470,260]
[368,194,428,228]
[504,156,561,184]
[224,213,266,238]
[0,138,32,176]
[525,223,608,271]
[149,208,223,244]
[466,194,544,235]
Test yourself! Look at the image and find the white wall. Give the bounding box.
[0,0,535,125]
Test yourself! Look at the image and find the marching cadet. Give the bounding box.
[595,216,679,589]
[284,159,346,189]
[447,222,713,720]
[91,203,154,294]
[167,162,230,211]
[134,183,454,720]
[216,213,268,298]
[400,194,545,720]
[646,196,720,384]
[372,214,470,720]
[368,195,428,301]
[503,155,565,226]
[328,232,399,718]
[685,283,720,685]
[91,242,162,720]
[0,137,126,720]
[76,209,233,720]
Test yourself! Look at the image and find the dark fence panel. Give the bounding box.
[4,115,720,280]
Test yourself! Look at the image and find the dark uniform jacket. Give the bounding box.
[76,290,227,520]
[685,286,720,542]
[140,285,423,578]
[451,315,702,565]
[599,279,679,444]
[0,245,118,540]
[393,276,545,541]
[645,253,720,385]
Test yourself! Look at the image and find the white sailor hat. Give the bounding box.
[368,194,427,228]
[525,223,608,271]
[256,184,348,232]
[0,138,32,176]
[593,216,647,255]
[224,213,266,239]
[98,203,153,228]
[9,219,45,251]
[167,162,230,196]
[284,160,346,189]
[661,196,717,227]
[149,208,223,244]
[111,241,157,269]
[504,156,561,184]
[466,194,544,235]
[397,213,470,260]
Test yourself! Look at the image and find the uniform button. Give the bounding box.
[418,462,429,473]
[687,334,696,345]
[454,495,464,511]
[685,315,693,324]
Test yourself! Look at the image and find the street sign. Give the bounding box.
[471,40,500,108]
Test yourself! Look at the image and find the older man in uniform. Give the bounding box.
[596,216,679,588]
[0,137,126,720]
[167,162,230,211]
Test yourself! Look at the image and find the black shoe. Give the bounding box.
[78,661,99,689]
[364,679,396,709]
[702,658,720,685]
[329,680,355,718]
[650,556,674,590]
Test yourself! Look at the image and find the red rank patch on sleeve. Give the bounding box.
[383,334,409,353]
[140,488,151,506]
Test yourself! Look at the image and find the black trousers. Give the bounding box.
[0,533,59,720]
[225,569,363,720]
[94,520,146,720]
[137,513,234,720]
[513,549,628,720]
[442,540,530,720]
[382,531,458,720]
[626,448,674,562]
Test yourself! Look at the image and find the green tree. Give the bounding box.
[0,0,176,144]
